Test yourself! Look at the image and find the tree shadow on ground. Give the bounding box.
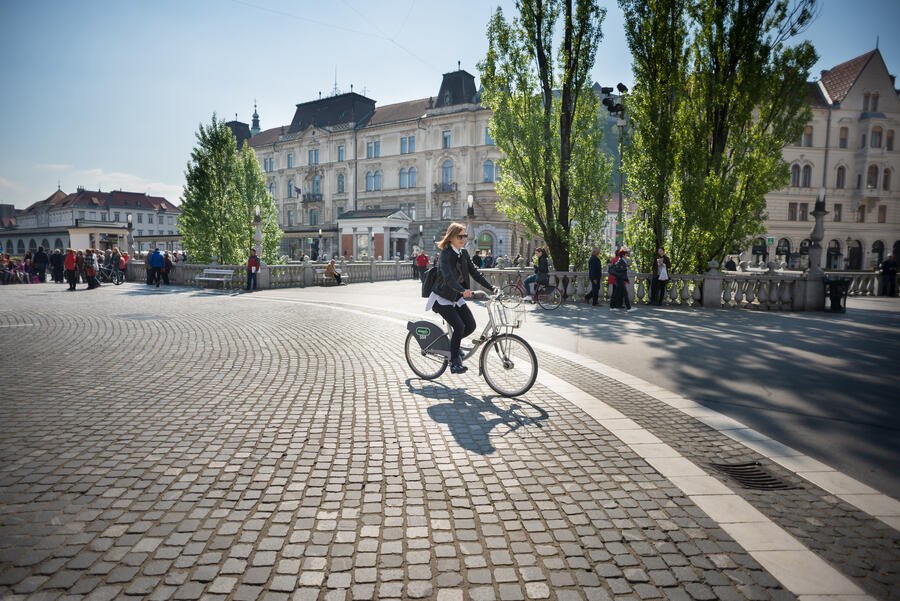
[406,379,549,455]
[524,300,900,496]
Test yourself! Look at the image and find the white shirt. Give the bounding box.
[425,246,467,312]
[658,263,668,280]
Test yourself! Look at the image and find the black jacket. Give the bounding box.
[432,246,494,302]
[588,254,603,281]
[33,251,49,267]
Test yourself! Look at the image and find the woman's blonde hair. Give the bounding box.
[437,222,467,250]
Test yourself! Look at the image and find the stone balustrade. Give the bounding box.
[126,259,884,311]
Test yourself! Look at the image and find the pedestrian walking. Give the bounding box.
[584,247,603,306]
[483,250,494,269]
[31,246,49,282]
[880,254,898,296]
[415,250,429,282]
[650,247,671,306]
[64,249,77,290]
[609,248,633,312]
[84,249,98,289]
[147,248,164,287]
[724,256,737,271]
[246,249,260,291]
[162,251,173,285]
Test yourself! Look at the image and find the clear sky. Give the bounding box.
[1,0,898,208]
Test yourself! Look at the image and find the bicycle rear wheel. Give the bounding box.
[480,333,538,397]
[537,286,562,310]
[404,332,448,379]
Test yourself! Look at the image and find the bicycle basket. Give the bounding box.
[489,299,525,330]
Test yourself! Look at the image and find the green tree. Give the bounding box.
[480,0,611,271]
[619,0,689,272]
[179,114,281,265]
[234,145,282,264]
[622,0,818,273]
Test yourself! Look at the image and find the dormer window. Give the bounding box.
[444,92,451,105]
[871,93,879,112]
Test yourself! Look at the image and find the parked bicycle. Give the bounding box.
[502,273,562,310]
[405,291,538,397]
[99,265,122,285]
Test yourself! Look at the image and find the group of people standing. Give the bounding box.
[145,248,177,287]
[61,247,130,290]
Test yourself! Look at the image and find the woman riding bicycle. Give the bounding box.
[426,222,498,374]
[523,247,549,302]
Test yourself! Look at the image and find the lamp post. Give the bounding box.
[254,204,263,263]
[467,194,475,252]
[602,84,628,248]
[845,235,852,271]
[126,213,134,258]
[418,224,424,252]
[318,228,323,261]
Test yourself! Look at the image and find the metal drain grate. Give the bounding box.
[709,462,795,490]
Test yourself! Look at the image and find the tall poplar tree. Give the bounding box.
[621,0,818,273]
[480,0,610,271]
[179,114,281,265]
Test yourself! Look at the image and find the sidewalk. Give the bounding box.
[0,282,897,601]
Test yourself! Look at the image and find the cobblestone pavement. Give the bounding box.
[0,283,895,601]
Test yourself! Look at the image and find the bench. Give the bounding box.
[315,267,348,286]
[195,268,235,288]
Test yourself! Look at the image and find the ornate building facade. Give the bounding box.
[247,70,537,260]
[761,49,899,270]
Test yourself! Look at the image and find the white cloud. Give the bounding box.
[35,163,73,171]
[0,176,26,193]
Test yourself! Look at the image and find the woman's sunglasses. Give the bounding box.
[456,234,468,239]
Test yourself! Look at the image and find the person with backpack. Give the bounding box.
[523,248,549,302]
[415,250,430,282]
[650,247,671,306]
[609,248,634,312]
[423,222,498,374]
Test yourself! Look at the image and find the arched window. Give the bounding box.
[337,173,345,193]
[399,168,408,189]
[839,126,848,148]
[790,164,800,187]
[847,240,862,270]
[365,171,373,191]
[802,125,813,147]
[776,238,791,257]
[17,240,25,254]
[867,165,879,189]
[441,201,451,220]
[884,168,891,191]
[40,239,49,250]
[54,238,63,250]
[835,166,845,189]
[871,93,879,112]
[312,175,321,194]
[287,180,294,198]
[873,240,885,266]
[374,170,382,191]
[5,240,13,254]
[29,239,37,251]
[871,126,883,148]
[309,209,319,226]
[267,183,275,198]
[863,93,870,111]
[887,130,894,152]
[801,165,811,188]
[483,160,495,183]
[408,167,417,188]
[826,239,841,270]
[442,161,453,187]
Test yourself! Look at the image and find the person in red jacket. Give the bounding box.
[246,249,260,291]
[63,248,77,290]
[415,250,430,282]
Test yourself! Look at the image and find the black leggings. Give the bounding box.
[432,302,477,362]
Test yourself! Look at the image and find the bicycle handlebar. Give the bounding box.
[471,289,502,301]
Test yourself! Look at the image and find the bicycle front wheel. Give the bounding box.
[404,332,448,380]
[480,334,538,397]
[537,286,562,310]
[501,284,525,309]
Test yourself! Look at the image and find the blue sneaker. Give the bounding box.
[450,361,468,374]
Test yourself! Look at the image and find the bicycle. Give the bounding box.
[404,291,538,397]
[99,265,122,285]
[502,273,562,310]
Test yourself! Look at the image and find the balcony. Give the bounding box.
[433,182,458,194]
[302,193,323,203]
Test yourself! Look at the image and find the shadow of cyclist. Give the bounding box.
[406,379,549,455]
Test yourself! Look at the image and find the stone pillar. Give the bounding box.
[424,155,433,218]
[258,265,271,289]
[702,261,723,308]
[352,227,358,258]
[383,227,390,259]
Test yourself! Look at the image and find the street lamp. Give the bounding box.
[126,213,134,257]
[418,224,424,252]
[318,228,323,260]
[467,194,475,251]
[845,235,852,270]
[254,204,263,261]
[603,84,628,247]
